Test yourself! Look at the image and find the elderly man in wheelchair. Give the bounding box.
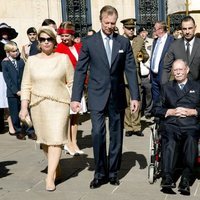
[153,59,200,195]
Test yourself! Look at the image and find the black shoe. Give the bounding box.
[133,131,144,137]
[178,177,190,195]
[28,132,37,140]
[161,176,176,189]
[125,131,134,137]
[9,132,16,136]
[109,177,120,186]
[89,178,108,189]
[16,133,26,140]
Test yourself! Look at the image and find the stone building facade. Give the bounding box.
[0,0,199,49]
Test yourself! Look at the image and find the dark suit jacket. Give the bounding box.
[153,79,200,133]
[71,31,139,111]
[150,34,174,82]
[162,37,200,84]
[2,58,25,97]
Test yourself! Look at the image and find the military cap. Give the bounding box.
[120,18,136,28]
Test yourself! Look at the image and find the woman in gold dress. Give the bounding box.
[19,26,74,191]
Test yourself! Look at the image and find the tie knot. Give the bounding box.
[180,83,185,90]
[186,41,190,46]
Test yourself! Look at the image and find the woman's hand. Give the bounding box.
[19,108,29,121]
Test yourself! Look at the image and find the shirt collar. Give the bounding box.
[100,30,113,40]
[184,37,195,46]
[178,79,188,86]
[159,33,167,42]
[8,56,15,62]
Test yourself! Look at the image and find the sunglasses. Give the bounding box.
[125,27,134,30]
[38,37,54,43]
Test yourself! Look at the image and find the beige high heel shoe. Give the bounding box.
[63,144,79,156]
[45,178,56,192]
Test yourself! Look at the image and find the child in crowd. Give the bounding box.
[2,41,36,140]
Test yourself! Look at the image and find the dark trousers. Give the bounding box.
[141,76,153,116]
[0,108,5,132]
[161,128,198,179]
[150,71,161,103]
[8,97,34,135]
[90,95,124,179]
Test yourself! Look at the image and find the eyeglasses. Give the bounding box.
[38,37,54,43]
[153,27,162,32]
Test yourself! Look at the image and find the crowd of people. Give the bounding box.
[0,4,200,195]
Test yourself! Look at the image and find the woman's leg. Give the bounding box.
[7,116,15,133]
[4,108,15,134]
[70,114,81,152]
[65,114,80,155]
[46,145,62,191]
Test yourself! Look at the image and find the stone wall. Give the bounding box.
[0,0,62,50]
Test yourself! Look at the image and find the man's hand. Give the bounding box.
[70,101,81,113]
[130,100,140,113]
[165,108,176,117]
[176,107,197,117]
[165,107,198,118]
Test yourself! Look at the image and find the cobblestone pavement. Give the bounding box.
[0,114,199,200]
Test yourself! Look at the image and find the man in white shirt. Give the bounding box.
[150,21,174,103]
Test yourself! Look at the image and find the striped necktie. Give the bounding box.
[12,60,18,71]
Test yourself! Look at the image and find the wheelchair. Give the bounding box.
[148,122,162,184]
[148,120,200,184]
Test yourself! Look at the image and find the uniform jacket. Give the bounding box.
[71,31,140,111]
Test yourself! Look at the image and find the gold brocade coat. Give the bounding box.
[21,53,74,107]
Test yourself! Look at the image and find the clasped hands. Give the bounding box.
[165,107,197,118]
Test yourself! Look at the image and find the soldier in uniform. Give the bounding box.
[121,18,149,137]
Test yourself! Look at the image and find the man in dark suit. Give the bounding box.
[162,16,200,84]
[150,21,174,103]
[153,59,200,195]
[71,5,140,188]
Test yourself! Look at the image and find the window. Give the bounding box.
[62,0,91,36]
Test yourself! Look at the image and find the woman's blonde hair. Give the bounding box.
[37,26,57,47]
[4,41,18,52]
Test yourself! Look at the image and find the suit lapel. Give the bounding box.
[189,37,199,65]
[160,35,170,59]
[111,34,121,66]
[175,80,192,102]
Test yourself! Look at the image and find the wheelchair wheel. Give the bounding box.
[148,165,155,184]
